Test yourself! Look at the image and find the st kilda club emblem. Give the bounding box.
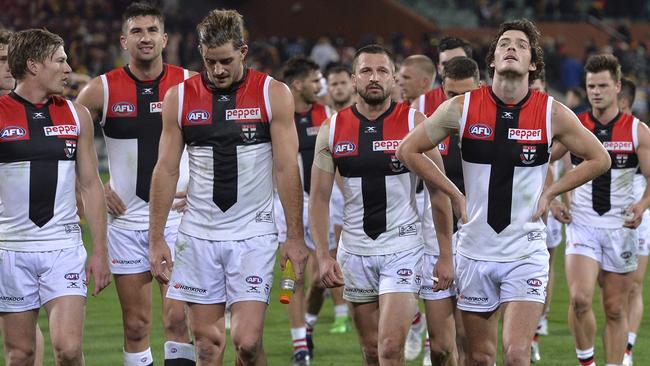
[520,145,536,165]
[389,155,405,172]
[240,124,257,143]
[64,139,77,158]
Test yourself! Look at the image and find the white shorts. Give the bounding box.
[546,215,563,249]
[338,246,423,303]
[455,250,549,312]
[166,232,278,308]
[108,224,179,274]
[637,211,650,256]
[420,254,456,301]
[565,222,638,273]
[274,195,336,251]
[0,245,87,312]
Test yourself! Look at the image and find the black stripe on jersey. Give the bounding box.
[103,67,165,202]
[211,91,239,212]
[296,112,315,194]
[591,123,612,215]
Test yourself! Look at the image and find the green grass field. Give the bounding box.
[3,236,649,365]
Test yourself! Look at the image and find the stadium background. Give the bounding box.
[1,0,650,364]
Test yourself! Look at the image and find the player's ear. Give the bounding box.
[239,44,249,60]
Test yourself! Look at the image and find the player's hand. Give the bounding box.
[532,192,552,223]
[450,192,468,225]
[432,254,454,291]
[171,191,188,213]
[623,202,644,228]
[85,251,111,296]
[104,182,127,216]
[280,237,309,281]
[150,237,173,284]
[549,199,572,224]
[317,254,344,288]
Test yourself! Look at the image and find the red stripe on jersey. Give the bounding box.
[578,112,636,153]
[48,97,78,139]
[422,87,446,117]
[0,95,29,142]
[381,103,411,153]
[310,103,329,127]
[332,107,360,158]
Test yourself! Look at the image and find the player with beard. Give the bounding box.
[397,19,610,365]
[310,44,454,366]
[0,28,111,366]
[76,3,196,365]
[149,9,308,365]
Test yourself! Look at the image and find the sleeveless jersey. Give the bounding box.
[0,93,82,251]
[571,112,639,228]
[296,103,331,195]
[457,86,552,261]
[329,102,421,255]
[178,69,275,240]
[100,64,191,230]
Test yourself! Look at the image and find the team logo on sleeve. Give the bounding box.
[64,140,77,158]
[240,124,257,143]
[520,145,536,165]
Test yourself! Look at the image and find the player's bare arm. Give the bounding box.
[148,85,184,284]
[625,122,650,228]
[397,96,467,222]
[534,100,611,219]
[269,79,309,280]
[77,76,127,216]
[404,109,454,291]
[73,102,111,296]
[309,120,344,288]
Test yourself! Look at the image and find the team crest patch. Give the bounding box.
[64,139,77,158]
[240,124,257,143]
[520,145,536,165]
[389,155,405,172]
[615,153,628,167]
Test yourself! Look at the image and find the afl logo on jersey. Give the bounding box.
[112,102,135,115]
[0,126,26,140]
[468,124,493,139]
[186,110,210,123]
[334,141,356,156]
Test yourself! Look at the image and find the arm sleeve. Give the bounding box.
[313,123,336,173]
[424,98,462,145]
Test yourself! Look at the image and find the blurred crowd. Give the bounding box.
[1,0,649,121]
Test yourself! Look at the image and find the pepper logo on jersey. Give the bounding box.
[186,110,210,123]
[468,124,493,139]
[0,126,26,140]
[372,139,401,152]
[64,140,77,158]
[44,125,77,136]
[334,141,356,156]
[520,145,536,164]
[603,141,633,152]
[241,124,257,143]
[149,101,163,113]
[112,102,135,115]
[225,108,261,121]
[508,128,542,141]
[306,126,320,136]
[390,155,405,173]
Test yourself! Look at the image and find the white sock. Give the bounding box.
[291,327,306,341]
[628,332,637,346]
[164,341,196,361]
[305,313,319,328]
[124,348,153,366]
[334,304,348,318]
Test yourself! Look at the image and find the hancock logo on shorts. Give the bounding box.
[0,296,25,303]
[173,283,207,295]
[344,288,376,295]
[64,224,81,234]
[527,278,542,287]
[111,258,143,265]
[255,211,273,223]
[398,223,417,237]
[459,294,488,304]
[527,231,543,241]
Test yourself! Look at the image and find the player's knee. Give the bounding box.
[503,344,529,366]
[603,299,625,321]
[232,333,262,363]
[163,305,189,337]
[630,280,642,296]
[6,347,35,366]
[468,350,493,366]
[429,338,454,362]
[569,292,592,315]
[361,346,379,365]
[378,336,402,360]
[53,341,83,365]
[194,336,224,362]
[124,314,151,342]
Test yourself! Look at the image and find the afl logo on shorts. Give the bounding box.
[396,268,413,277]
[468,124,493,139]
[246,276,263,284]
[334,141,356,156]
[186,110,210,123]
[64,273,80,280]
[0,126,26,140]
[527,278,542,287]
[112,102,135,115]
